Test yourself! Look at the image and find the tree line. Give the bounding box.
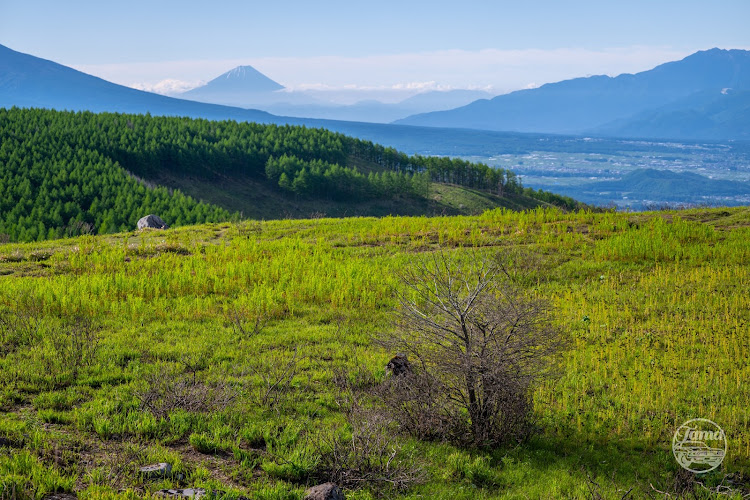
[265,155,429,200]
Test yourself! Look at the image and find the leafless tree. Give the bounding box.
[376,249,565,447]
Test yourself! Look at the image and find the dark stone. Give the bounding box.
[386,354,411,376]
[304,483,345,500]
[139,462,172,479]
[137,214,169,230]
[0,436,19,448]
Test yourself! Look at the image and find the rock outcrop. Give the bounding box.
[137,214,169,230]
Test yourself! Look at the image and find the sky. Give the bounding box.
[1,0,749,97]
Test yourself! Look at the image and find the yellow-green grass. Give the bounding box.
[0,206,748,498]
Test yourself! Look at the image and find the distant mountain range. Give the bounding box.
[5,43,750,211]
[0,44,276,123]
[595,89,750,140]
[2,42,749,144]
[175,64,494,123]
[0,43,538,152]
[257,89,495,123]
[396,48,750,140]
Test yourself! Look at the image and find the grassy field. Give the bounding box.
[0,206,748,499]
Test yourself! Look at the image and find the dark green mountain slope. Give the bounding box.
[0,108,581,242]
[0,111,231,242]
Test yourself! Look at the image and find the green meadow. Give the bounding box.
[0,206,748,498]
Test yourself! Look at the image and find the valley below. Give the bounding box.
[459,137,750,209]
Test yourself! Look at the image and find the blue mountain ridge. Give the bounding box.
[395,48,750,140]
[0,44,275,123]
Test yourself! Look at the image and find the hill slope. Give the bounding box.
[0,108,580,242]
[0,207,748,497]
[0,109,233,242]
[395,48,750,139]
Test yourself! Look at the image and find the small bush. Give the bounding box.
[47,317,101,381]
[376,249,565,447]
[65,220,94,238]
[28,250,52,262]
[311,382,424,495]
[0,251,24,263]
[0,299,42,356]
[135,365,236,420]
[246,347,301,411]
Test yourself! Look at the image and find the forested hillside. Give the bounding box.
[0,108,580,242]
[0,110,231,242]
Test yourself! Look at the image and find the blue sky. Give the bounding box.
[1,0,748,95]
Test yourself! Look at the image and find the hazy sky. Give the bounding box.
[1,0,749,95]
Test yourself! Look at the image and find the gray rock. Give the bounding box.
[42,495,77,500]
[139,462,172,479]
[155,490,238,499]
[155,489,205,498]
[304,483,345,500]
[137,214,169,230]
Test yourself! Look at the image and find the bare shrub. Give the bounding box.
[227,305,269,339]
[65,220,94,237]
[0,298,43,357]
[0,234,9,244]
[0,250,25,263]
[373,368,464,443]
[314,378,424,495]
[49,317,101,380]
[136,365,235,420]
[376,249,565,447]
[247,346,300,411]
[315,412,423,494]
